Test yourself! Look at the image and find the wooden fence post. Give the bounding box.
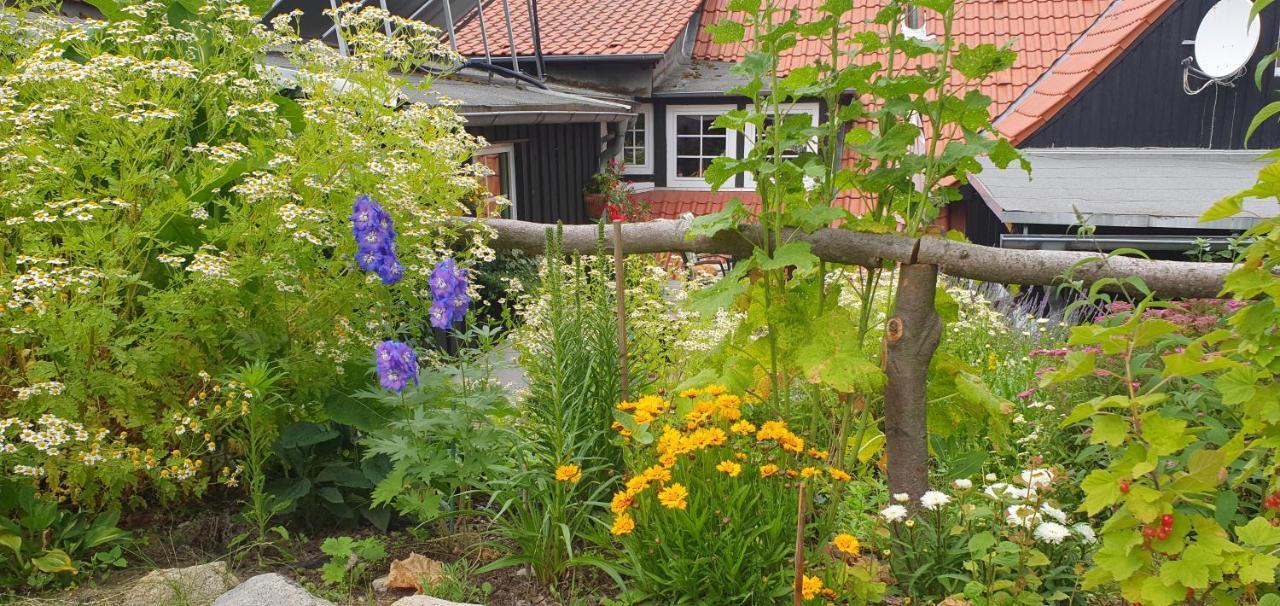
[883,263,941,502]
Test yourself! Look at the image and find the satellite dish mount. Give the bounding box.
[1184,0,1261,94]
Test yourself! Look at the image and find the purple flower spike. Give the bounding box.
[374,340,418,392]
[428,258,471,328]
[351,195,404,286]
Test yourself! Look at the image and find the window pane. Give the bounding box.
[675,157,701,178]
[702,136,726,156]
[632,149,645,165]
[676,115,703,135]
[676,136,701,156]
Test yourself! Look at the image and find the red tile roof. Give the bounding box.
[453,0,703,57]
[995,0,1176,143]
[693,0,1114,118]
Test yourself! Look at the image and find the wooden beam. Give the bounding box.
[485,218,1234,299]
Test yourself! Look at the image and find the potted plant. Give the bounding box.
[584,160,649,221]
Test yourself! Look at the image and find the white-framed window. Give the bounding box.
[742,102,821,189]
[665,104,740,189]
[474,143,517,219]
[618,103,654,175]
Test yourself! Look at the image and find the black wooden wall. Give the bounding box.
[469,123,599,224]
[1024,0,1280,149]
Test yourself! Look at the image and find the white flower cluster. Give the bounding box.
[276,203,336,246]
[5,262,107,314]
[187,141,250,165]
[5,413,89,456]
[185,246,239,285]
[14,380,65,401]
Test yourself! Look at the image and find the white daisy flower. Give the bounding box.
[920,490,951,510]
[1034,522,1071,545]
[880,504,909,523]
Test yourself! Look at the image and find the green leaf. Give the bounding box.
[757,241,817,273]
[0,533,19,555]
[1237,517,1280,547]
[1140,414,1193,457]
[706,20,745,44]
[1158,544,1221,588]
[31,549,75,574]
[321,536,356,558]
[689,198,750,238]
[1216,366,1261,405]
[967,531,996,557]
[1080,469,1124,515]
[272,94,305,134]
[1201,193,1245,222]
[1240,552,1280,584]
[1245,100,1280,144]
[1090,414,1129,447]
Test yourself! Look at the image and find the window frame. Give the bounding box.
[474,143,517,219]
[619,103,654,175]
[741,102,821,189]
[664,104,741,190]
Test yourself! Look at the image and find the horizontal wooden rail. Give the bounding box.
[485,218,1234,299]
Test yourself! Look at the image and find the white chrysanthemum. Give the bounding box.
[984,483,1029,501]
[893,492,910,503]
[1072,523,1097,544]
[1040,503,1068,523]
[880,504,909,523]
[920,490,951,510]
[953,479,973,490]
[1020,468,1055,491]
[1005,504,1041,528]
[1034,522,1071,545]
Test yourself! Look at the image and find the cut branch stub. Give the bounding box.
[883,264,942,502]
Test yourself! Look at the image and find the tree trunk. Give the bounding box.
[883,263,942,502]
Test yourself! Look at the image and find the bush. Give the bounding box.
[0,1,490,509]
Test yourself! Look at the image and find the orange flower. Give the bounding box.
[705,384,727,396]
[800,466,823,479]
[759,464,780,478]
[828,468,852,482]
[554,464,582,483]
[730,420,757,435]
[808,448,829,460]
[832,533,860,556]
[658,483,688,510]
[734,452,748,461]
[624,475,650,496]
[641,464,672,484]
[611,490,634,513]
[716,460,742,477]
[801,575,824,600]
[611,511,635,535]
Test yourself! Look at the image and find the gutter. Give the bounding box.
[460,110,635,126]
[1001,234,1241,252]
[476,53,665,64]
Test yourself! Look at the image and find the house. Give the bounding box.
[263,0,1278,254]
[447,0,1280,257]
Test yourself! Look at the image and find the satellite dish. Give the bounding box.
[1194,0,1261,79]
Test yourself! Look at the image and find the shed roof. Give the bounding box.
[971,148,1275,231]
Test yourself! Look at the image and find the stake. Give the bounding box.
[793,482,807,606]
[613,220,629,401]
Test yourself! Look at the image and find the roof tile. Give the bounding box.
[453,0,703,57]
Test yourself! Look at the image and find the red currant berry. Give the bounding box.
[1161,514,1174,528]
[1120,480,1131,494]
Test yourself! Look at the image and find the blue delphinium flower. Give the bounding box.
[374,340,418,392]
[350,195,404,285]
[428,258,470,329]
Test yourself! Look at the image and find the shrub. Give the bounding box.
[0,2,490,508]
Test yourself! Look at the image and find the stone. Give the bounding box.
[213,573,334,606]
[371,574,391,593]
[123,561,239,606]
[390,596,482,606]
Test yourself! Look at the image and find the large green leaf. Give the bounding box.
[31,549,75,574]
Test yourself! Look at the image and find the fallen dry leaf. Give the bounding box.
[385,552,443,592]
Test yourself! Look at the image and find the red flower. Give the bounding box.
[605,203,625,222]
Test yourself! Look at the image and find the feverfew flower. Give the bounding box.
[880,504,908,523]
[920,490,951,510]
[1034,521,1071,545]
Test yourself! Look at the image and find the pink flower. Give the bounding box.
[1017,388,1036,400]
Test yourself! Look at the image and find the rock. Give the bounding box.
[386,553,444,591]
[371,574,391,593]
[390,596,482,606]
[213,573,334,606]
[124,561,239,606]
